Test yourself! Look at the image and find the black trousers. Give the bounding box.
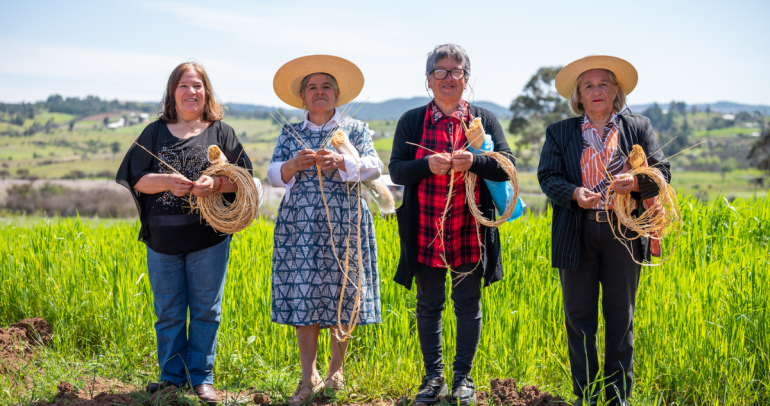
[559,219,642,402]
[415,262,483,377]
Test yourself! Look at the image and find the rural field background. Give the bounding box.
[0,194,768,405]
[0,105,767,217]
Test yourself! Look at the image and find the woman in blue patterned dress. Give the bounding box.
[267,55,382,405]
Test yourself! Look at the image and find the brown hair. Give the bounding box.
[158,62,225,123]
[569,69,627,115]
[299,73,340,109]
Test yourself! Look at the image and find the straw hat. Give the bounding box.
[555,55,638,99]
[273,55,364,109]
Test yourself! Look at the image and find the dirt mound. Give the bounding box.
[254,393,272,404]
[31,384,182,406]
[482,378,563,406]
[1,317,54,375]
[10,317,53,345]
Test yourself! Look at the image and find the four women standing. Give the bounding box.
[119,50,668,406]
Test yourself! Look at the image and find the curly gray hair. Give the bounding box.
[425,44,471,80]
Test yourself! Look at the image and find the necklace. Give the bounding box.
[178,117,203,134]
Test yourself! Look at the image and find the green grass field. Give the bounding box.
[0,194,767,405]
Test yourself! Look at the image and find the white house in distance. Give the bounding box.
[107,118,125,129]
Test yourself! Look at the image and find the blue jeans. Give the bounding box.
[146,236,230,387]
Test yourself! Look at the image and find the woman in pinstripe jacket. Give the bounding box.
[537,56,670,406]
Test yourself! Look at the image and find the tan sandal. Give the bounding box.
[289,373,323,406]
[324,371,345,397]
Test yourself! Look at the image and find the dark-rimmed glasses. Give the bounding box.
[430,69,466,80]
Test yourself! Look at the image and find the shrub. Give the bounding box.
[3,183,136,218]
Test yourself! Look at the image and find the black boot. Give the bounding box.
[415,375,448,405]
[451,372,476,406]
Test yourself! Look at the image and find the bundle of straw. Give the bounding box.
[464,151,520,227]
[190,145,262,235]
[330,130,395,214]
[607,144,681,265]
[462,118,520,227]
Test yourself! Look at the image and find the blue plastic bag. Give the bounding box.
[468,134,526,221]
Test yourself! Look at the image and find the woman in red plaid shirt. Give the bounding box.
[388,44,515,406]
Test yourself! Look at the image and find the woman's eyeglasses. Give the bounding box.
[430,69,466,80]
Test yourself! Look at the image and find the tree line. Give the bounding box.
[0,95,156,122]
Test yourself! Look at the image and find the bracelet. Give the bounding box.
[216,176,224,193]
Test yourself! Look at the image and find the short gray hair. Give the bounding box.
[425,44,471,79]
[569,69,627,115]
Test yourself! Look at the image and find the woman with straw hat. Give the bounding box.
[389,44,515,406]
[537,56,671,406]
[116,62,252,405]
[268,55,383,405]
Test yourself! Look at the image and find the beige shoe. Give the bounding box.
[288,373,323,406]
[324,371,345,397]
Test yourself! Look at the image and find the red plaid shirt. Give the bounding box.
[416,100,481,269]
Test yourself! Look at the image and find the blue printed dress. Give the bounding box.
[269,118,381,328]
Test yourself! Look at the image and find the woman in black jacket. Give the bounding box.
[388,44,514,406]
[538,55,670,406]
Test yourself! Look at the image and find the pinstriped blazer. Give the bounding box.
[537,114,671,271]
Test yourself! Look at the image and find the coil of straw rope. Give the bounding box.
[463,118,520,227]
[189,145,262,235]
[606,144,681,266]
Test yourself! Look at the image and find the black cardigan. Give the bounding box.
[537,114,671,270]
[388,104,514,289]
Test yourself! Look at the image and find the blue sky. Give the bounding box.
[1,0,768,108]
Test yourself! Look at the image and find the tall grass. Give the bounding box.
[0,194,767,404]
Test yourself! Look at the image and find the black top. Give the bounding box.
[116,120,252,255]
[388,104,514,289]
[537,114,671,270]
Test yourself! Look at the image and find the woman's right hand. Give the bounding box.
[166,173,193,197]
[572,187,601,209]
[292,149,317,171]
[428,153,451,176]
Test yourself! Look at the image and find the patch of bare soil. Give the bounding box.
[31,384,182,406]
[31,379,260,406]
[478,378,564,406]
[0,317,53,374]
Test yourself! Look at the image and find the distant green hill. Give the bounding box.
[630,101,770,115]
[225,97,511,121]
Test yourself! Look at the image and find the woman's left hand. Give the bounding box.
[316,149,346,172]
[610,173,638,195]
[451,150,474,172]
[191,175,217,197]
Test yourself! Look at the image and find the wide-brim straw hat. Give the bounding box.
[555,55,638,99]
[273,55,364,109]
